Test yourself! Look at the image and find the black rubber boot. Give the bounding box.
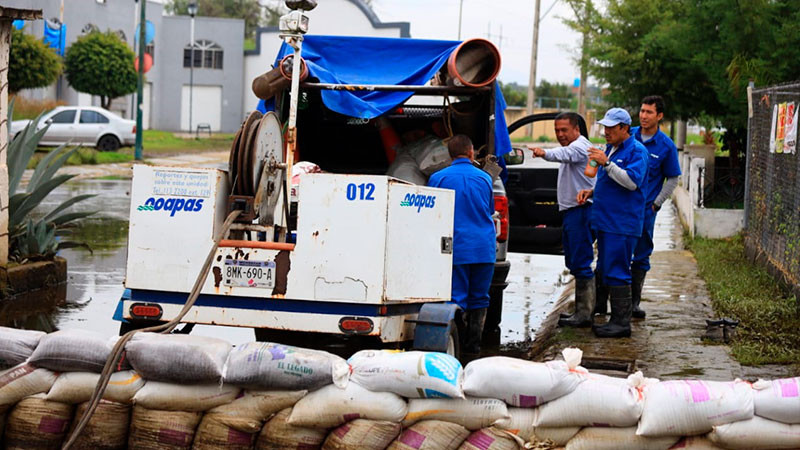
[631,268,647,319]
[559,277,596,328]
[593,270,609,316]
[463,308,488,355]
[593,285,632,338]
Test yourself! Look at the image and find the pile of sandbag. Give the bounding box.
[1,325,799,450]
[387,136,452,185]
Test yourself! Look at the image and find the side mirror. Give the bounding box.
[504,147,525,165]
[44,119,53,125]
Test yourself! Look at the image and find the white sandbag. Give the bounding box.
[753,377,800,424]
[192,414,256,450]
[0,363,58,407]
[458,427,519,450]
[413,137,451,176]
[133,381,239,411]
[289,381,408,428]
[349,350,464,398]
[637,380,754,437]
[495,407,537,442]
[47,370,144,404]
[566,427,680,450]
[403,397,510,430]
[126,333,231,383]
[4,393,74,450]
[0,327,45,369]
[128,406,201,450]
[206,389,306,433]
[462,351,585,407]
[387,151,428,185]
[535,371,649,427]
[668,436,725,449]
[708,416,800,449]
[257,407,328,450]
[323,419,401,450]
[67,400,131,450]
[28,329,111,372]
[533,427,581,446]
[223,341,348,391]
[388,420,470,450]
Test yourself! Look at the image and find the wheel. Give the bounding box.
[446,323,460,359]
[97,134,121,151]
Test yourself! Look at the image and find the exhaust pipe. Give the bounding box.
[252,54,309,100]
[439,38,501,88]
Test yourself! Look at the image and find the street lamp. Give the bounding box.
[188,1,197,135]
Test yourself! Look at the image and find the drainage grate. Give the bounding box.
[580,356,637,377]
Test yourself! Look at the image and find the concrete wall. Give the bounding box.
[695,208,745,239]
[242,0,410,116]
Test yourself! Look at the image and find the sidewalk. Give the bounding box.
[538,200,793,380]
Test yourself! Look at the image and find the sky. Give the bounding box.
[370,0,583,87]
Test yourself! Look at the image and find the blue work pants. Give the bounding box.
[562,204,595,280]
[596,230,638,286]
[632,206,657,272]
[451,263,494,311]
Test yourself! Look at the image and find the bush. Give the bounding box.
[9,29,62,93]
[10,96,65,121]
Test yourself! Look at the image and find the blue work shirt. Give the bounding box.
[592,135,649,237]
[632,127,682,205]
[428,158,496,265]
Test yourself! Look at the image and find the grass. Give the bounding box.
[134,129,235,154]
[27,148,134,169]
[687,234,800,366]
[687,132,728,156]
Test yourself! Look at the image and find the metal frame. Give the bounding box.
[300,82,491,95]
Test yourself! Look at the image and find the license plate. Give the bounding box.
[223,260,276,288]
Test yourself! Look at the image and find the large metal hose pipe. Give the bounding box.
[442,38,501,88]
[252,54,309,100]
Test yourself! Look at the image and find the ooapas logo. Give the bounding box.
[137,197,204,216]
[400,193,436,212]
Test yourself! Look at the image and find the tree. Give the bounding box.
[166,0,276,38]
[499,81,527,107]
[64,31,137,110]
[9,29,62,93]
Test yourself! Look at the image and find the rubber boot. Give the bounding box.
[463,308,488,355]
[592,285,632,338]
[558,277,596,328]
[593,271,609,316]
[631,268,647,319]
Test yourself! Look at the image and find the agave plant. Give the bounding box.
[7,100,96,262]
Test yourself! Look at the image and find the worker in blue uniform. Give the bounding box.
[577,108,648,338]
[428,134,496,354]
[629,95,681,319]
[529,112,597,327]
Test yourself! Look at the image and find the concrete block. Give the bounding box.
[694,208,744,239]
[672,186,695,237]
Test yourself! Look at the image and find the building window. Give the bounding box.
[145,42,155,64]
[183,40,223,70]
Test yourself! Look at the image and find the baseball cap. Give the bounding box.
[597,107,632,127]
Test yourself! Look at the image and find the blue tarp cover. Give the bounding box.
[43,21,66,56]
[275,35,512,156]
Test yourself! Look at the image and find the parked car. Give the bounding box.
[10,106,136,151]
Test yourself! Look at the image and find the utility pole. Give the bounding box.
[134,0,146,160]
[526,0,541,137]
[577,3,588,118]
[458,0,464,40]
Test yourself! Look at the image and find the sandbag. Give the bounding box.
[322,419,401,450]
[223,342,348,391]
[348,350,464,398]
[566,427,680,450]
[458,427,519,450]
[206,389,306,433]
[0,363,58,407]
[495,407,536,443]
[387,151,428,185]
[28,329,111,372]
[47,370,144,404]
[707,416,800,449]
[192,414,256,450]
[532,427,581,446]
[0,327,45,369]
[668,436,725,449]
[133,381,240,411]
[128,406,202,450]
[462,351,585,407]
[289,382,408,428]
[412,137,451,176]
[535,372,648,427]
[257,407,328,450]
[67,400,131,450]
[4,393,74,450]
[126,333,231,383]
[388,420,470,450]
[637,380,754,437]
[753,377,800,424]
[403,397,510,430]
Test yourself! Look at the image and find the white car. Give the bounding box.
[10,106,136,151]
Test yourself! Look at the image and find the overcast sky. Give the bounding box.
[371,0,583,87]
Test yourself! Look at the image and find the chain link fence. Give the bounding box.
[745,81,800,302]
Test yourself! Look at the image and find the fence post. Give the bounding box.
[743,81,755,229]
[697,165,705,208]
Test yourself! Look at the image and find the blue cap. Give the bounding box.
[597,107,632,127]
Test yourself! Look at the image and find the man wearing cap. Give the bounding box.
[528,112,597,328]
[576,108,648,338]
[629,95,681,319]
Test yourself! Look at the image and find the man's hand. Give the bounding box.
[577,189,593,205]
[527,145,546,158]
[588,147,608,166]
